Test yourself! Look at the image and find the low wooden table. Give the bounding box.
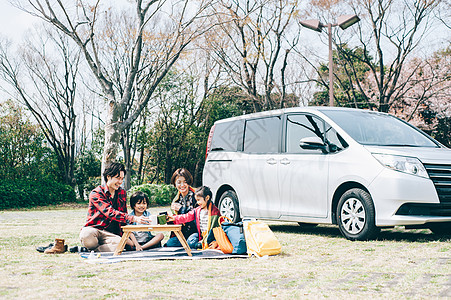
[114,224,192,256]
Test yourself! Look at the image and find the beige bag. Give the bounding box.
[243,220,281,257]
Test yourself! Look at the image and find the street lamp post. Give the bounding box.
[300,15,360,107]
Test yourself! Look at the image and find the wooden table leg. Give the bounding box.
[173,230,192,256]
[114,231,131,256]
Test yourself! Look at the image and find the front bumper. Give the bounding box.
[369,168,451,226]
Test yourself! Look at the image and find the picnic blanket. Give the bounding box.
[79,247,248,264]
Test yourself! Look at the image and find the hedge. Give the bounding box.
[0,179,76,210]
[128,183,177,206]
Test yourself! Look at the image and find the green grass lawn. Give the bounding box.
[0,205,449,299]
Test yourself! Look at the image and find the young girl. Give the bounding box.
[167,186,221,249]
[165,168,198,247]
[127,191,164,251]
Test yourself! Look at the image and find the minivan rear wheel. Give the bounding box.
[337,188,380,241]
[218,190,241,223]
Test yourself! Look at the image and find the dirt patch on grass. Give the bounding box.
[0,208,449,298]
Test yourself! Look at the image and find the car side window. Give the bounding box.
[286,114,324,154]
[244,116,281,153]
[325,123,349,152]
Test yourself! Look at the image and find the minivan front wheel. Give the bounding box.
[218,190,241,223]
[337,188,379,241]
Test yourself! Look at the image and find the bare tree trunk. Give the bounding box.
[120,127,132,191]
[137,114,147,184]
[101,99,123,183]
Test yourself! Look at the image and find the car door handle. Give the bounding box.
[280,158,290,165]
[266,158,277,165]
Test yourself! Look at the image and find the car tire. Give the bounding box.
[337,188,380,241]
[218,190,241,223]
[428,223,451,235]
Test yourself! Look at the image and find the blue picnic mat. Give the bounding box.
[79,247,248,263]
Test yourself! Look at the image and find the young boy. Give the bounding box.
[127,191,164,251]
[167,186,221,249]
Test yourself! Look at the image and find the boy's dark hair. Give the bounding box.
[103,162,126,183]
[170,168,193,186]
[130,191,149,209]
[195,186,213,203]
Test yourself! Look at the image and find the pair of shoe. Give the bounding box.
[44,239,66,254]
[36,243,54,253]
[69,246,89,253]
[37,240,89,254]
[36,241,68,253]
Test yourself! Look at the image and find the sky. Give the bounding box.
[1,1,448,54]
[0,2,39,100]
[0,1,40,42]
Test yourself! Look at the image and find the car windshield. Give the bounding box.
[320,109,439,147]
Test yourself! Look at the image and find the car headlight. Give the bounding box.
[372,154,429,178]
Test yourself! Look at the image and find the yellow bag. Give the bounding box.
[243,220,281,257]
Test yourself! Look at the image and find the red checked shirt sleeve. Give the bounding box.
[84,185,134,231]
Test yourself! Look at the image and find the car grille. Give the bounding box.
[396,203,451,216]
[423,163,451,204]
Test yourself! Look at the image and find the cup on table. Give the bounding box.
[157,212,168,225]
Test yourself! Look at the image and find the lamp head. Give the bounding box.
[337,14,360,30]
[300,19,323,32]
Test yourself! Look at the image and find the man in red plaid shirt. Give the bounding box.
[79,162,150,252]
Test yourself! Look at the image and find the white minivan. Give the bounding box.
[202,107,451,240]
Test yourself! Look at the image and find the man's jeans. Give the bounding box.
[165,233,200,249]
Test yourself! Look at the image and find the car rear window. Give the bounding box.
[210,120,244,152]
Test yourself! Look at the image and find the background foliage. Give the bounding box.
[0,179,76,209]
[0,101,76,209]
[0,100,59,181]
[128,183,177,207]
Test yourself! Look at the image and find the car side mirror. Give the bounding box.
[299,137,328,153]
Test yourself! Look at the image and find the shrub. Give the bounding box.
[0,179,76,210]
[128,183,177,207]
[75,150,101,200]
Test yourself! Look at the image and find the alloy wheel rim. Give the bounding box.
[340,197,366,234]
[220,197,235,220]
